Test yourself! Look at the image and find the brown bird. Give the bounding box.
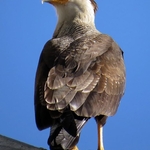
[34,0,126,150]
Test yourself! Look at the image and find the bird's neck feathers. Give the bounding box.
[53,1,96,38]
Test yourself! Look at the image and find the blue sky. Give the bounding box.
[0,0,150,150]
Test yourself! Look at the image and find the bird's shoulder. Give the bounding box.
[52,33,124,78]
[39,32,113,70]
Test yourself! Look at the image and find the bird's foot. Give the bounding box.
[71,145,79,150]
[97,146,104,150]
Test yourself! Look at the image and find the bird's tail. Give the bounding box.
[48,113,89,150]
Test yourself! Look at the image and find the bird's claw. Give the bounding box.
[71,145,79,150]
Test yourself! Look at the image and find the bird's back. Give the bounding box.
[34,30,125,149]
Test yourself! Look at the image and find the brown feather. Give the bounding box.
[90,0,98,13]
[41,33,125,117]
[34,31,126,149]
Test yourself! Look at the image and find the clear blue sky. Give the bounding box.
[0,0,150,150]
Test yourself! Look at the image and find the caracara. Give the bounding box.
[34,0,126,150]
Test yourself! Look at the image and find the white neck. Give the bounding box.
[53,0,96,37]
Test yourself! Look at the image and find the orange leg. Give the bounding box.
[97,123,104,150]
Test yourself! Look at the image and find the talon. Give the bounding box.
[71,145,79,150]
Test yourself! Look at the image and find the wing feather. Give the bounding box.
[67,71,91,88]
[35,33,126,149]
[44,34,125,117]
[69,92,89,111]
[35,33,126,129]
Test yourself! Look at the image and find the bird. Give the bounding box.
[34,0,126,150]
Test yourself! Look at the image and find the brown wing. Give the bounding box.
[35,33,125,149]
[34,37,73,130]
[44,34,126,118]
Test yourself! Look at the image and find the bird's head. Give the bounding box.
[42,0,97,13]
[42,0,97,25]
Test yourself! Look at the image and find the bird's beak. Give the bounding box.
[42,0,68,4]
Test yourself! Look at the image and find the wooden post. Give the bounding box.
[0,134,46,150]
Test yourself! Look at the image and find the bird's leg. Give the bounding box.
[71,145,79,150]
[95,115,107,150]
[97,123,104,150]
